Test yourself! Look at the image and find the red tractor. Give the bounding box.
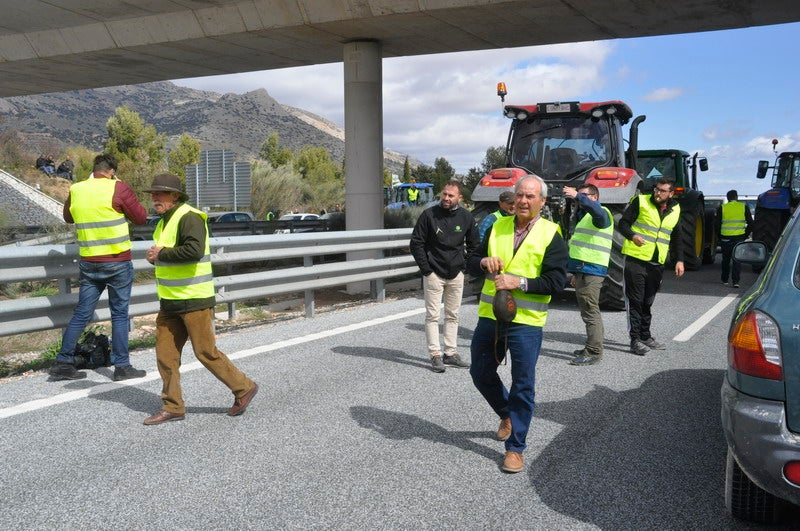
[471,84,645,309]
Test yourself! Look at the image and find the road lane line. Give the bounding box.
[673,294,738,342]
[0,307,426,420]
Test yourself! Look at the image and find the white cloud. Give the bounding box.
[642,87,684,102]
[173,41,615,172]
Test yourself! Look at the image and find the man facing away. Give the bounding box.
[477,190,516,243]
[618,177,684,356]
[142,173,258,425]
[467,174,568,473]
[49,154,148,381]
[410,179,478,373]
[716,189,752,288]
[563,183,613,366]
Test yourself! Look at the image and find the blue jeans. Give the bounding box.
[470,317,543,453]
[56,260,134,367]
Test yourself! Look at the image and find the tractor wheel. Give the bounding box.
[680,205,704,271]
[599,212,625,311]
[752,206,789,253]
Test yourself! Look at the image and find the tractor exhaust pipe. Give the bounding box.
[627,114,646,170]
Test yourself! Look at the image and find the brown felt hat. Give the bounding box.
[143,173,188,201]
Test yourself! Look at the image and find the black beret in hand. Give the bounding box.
[493,289,517,323]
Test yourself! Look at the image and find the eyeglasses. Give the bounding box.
[654,187,673,194]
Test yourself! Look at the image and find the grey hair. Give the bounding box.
[515,174,548,199]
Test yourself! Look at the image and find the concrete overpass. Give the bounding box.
[2,0,800,232]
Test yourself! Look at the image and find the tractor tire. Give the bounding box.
[680,205,704,271]
[599,212,626,311]
[752,206,790,253]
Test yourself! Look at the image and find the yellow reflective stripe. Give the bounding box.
[155,255,212,267]
[77,234,131,247]
[156,273,215,287]
[74,217,128,230]
[573,226,613,241]
[479,292,549,312]
[632,221,672,236]
[570,239,612,255]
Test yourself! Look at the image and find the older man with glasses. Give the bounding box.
[618,177,685,356]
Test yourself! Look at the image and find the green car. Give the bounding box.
[721,207,800,523]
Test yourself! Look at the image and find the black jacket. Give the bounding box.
[410,204,478,279]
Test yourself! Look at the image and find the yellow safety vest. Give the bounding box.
[69,178,131,257]
[478,215,560,327]
[407,188,419,202]
[721,201,747,236]
[621,195,681,264]
[568,206,613,267]
[153,203,215,300]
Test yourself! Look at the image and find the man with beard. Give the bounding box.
[619,177,685,356]
[410,179,478,373]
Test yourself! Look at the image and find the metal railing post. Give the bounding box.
[303,255,314,317]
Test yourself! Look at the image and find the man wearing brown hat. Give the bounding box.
[142,173,258,425]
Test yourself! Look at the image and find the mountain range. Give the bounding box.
[0,81,415,175]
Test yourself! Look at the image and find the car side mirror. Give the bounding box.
[699,158,708,172]
[733,241,769,266]
[756,160,769,179]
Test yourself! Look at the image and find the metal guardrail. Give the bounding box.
[0,229,416,337]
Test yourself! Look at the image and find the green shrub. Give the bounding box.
[383,205,428,229]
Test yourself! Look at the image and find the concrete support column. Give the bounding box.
[344,40,383,293]
[343,40,383,233]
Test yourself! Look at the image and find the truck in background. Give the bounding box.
[752,139,800,252]
[635,149,715,269]
[471,84,645,310]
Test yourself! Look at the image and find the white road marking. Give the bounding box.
[673,294,738,342]
[0,308,426,419]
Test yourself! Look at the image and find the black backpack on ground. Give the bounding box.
[73,332,111,370]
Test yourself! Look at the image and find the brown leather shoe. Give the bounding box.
[502,451,524,473]
[228,383,259,416]
[496,417,512,441]
[143,410,185,425]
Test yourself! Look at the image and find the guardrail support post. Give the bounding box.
[58,277,70,294]
[371,279,385,302]
[304,255,315,317]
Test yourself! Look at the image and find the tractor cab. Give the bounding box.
[385,182,436,209]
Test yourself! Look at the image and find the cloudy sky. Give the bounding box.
[173,21,800,196]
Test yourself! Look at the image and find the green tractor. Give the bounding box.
[635,149,716,270]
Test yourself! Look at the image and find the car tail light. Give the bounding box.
[728,310,783,380]
[784,462,800,486]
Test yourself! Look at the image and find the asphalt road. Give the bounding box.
[0,260,793,530]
